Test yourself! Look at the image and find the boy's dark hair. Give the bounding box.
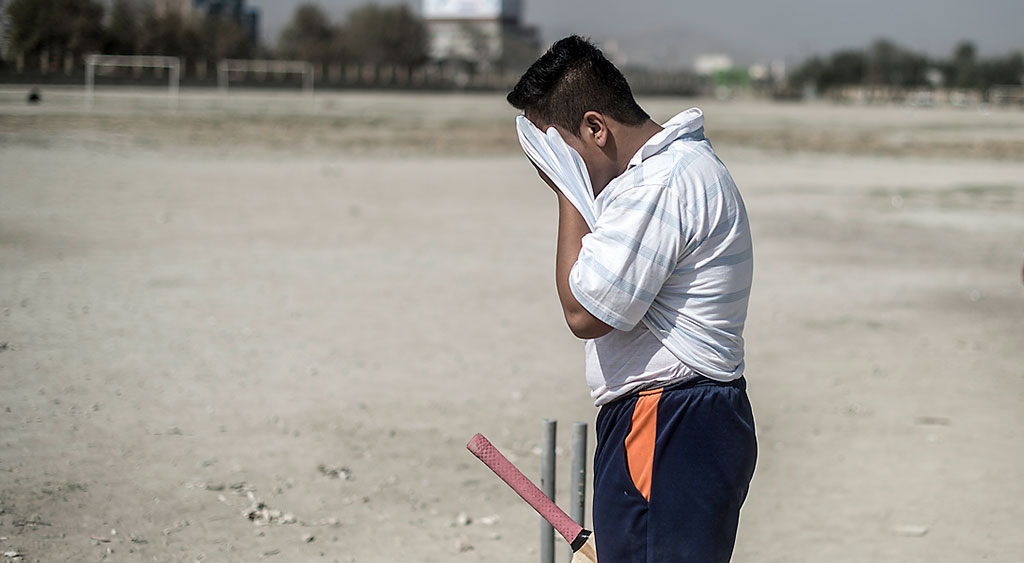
[507,35,649,137]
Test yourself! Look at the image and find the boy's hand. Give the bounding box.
[532,164,561,195]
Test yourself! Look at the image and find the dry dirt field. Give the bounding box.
[1,88,1022,562]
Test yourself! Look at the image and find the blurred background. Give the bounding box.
[1,0,1024,99]
[0,1,1022,562]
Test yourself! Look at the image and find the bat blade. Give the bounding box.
[571,534,598,563]
[467,433,597,562]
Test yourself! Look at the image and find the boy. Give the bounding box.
[508,36,757,562]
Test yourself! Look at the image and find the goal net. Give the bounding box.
[217,59,315,95]
[85,54,182,108]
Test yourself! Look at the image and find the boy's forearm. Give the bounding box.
[555,192,613,339]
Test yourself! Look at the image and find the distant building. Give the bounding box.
[423,0,539,70]
[155,0,261,46]
[195,0,243,20]
[241,7,260,47]
[693,54,733,76]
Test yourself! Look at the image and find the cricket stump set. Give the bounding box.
[467,420,597,563]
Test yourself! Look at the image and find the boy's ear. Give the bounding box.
[581,111,608,148]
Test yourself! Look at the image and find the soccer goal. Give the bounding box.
[85,54,182,108]
[217,59,315,95]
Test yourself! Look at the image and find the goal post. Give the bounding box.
[217,59,315,95]
[85,54,182,108]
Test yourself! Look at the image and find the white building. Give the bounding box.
[423,0,538,69]
[693,54,733,76]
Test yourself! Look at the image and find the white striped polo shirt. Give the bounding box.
[518,108,753,405]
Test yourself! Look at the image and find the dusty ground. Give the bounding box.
[0,88,1022,562]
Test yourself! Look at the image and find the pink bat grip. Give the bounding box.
[467,433,583,544]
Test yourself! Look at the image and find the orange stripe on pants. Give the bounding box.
[624,388,662,501]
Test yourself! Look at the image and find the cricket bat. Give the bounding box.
[467,433,598,563]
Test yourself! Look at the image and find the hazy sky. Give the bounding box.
[248,0,1024,64]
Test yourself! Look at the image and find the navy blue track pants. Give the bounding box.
[593,377,757,563]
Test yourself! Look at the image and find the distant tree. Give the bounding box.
[198,14,251,61]
[948,40,979,89]
[790,50,866,92]
[823,50,866,88]
[7,0,105,65]
[328,21,352,62]
[115,2,250,63]
[66,0,105,57]
[953,41,976,65]
[789,55,826,90]
[278,3,335,61]
[455,21,489,68]
[339,4,428,67]
[791,39,928,92]
[137,4,201,62]
[976,51,1024,91]
[865,39,927,87]
[793,38,1023,96]
[939,41,1024,91]
[104,0,141,54]
[499,32,540,72]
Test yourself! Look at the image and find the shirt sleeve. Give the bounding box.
[568,184,684,331]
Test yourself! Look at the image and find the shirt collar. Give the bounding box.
[626,107,705,168]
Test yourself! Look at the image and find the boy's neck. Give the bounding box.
[595,119,664,195]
